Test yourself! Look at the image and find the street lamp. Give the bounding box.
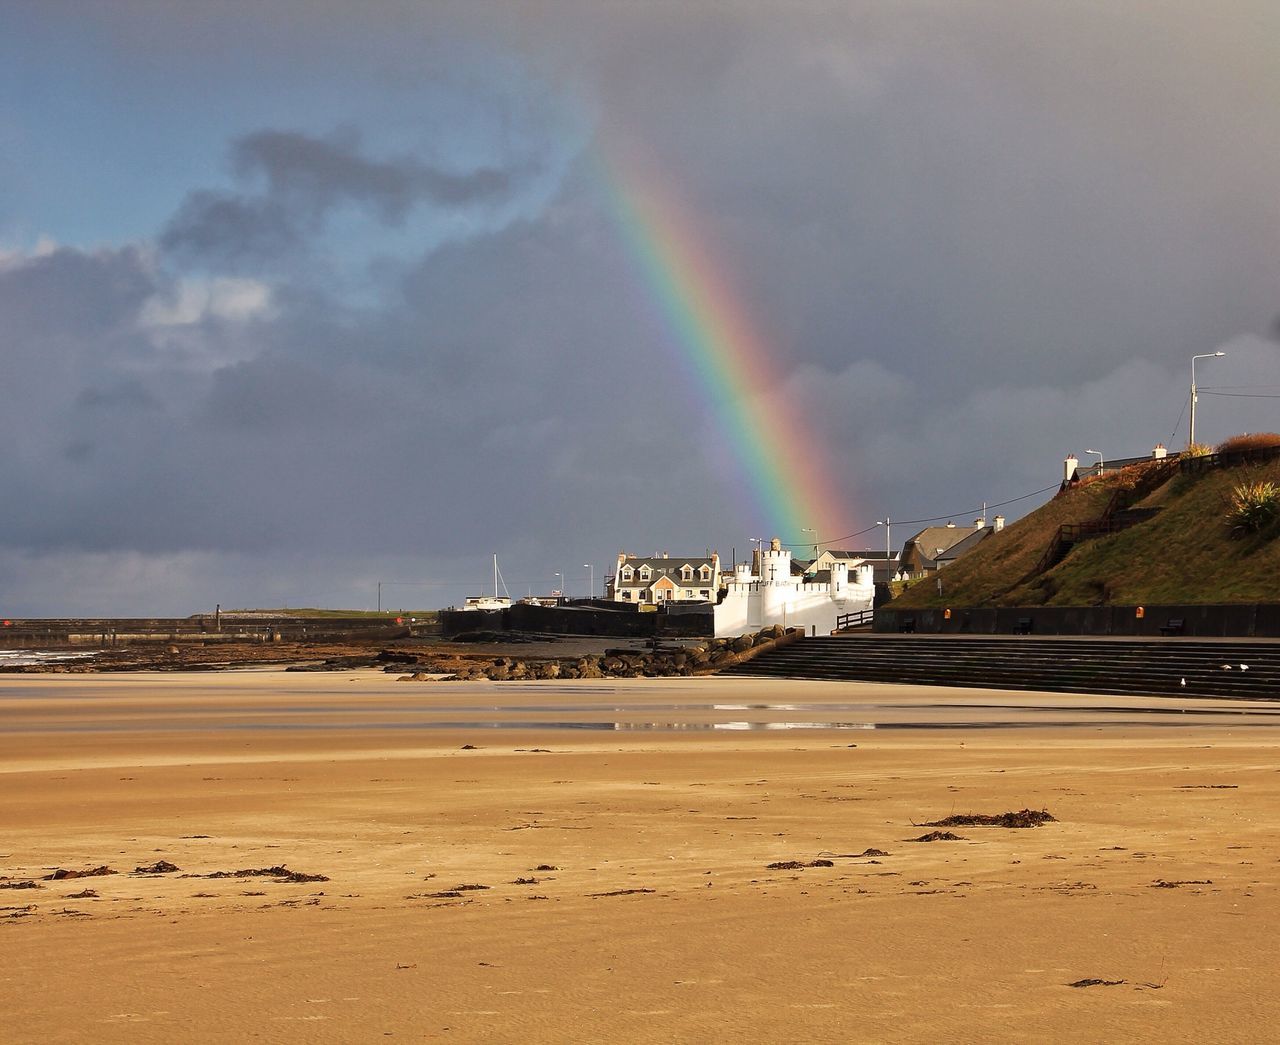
[876,518,891,578]
[582,563,594,599]
[554,572,563,602]
[1190,351,1226,447]
[800,527,817,554]
[1084,449,1104,476]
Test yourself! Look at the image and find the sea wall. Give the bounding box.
[874,604,1280,638]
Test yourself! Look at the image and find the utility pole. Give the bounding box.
[1189,351,1226,446]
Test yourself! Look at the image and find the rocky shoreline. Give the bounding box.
[1,626,799,676]
[400,625,796,681]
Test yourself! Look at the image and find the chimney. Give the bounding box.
[1152,444,1167,459]
[946,521,956,528]
[1064,453,1079,482]
[994,515,1005,531]
[974,517,985,527]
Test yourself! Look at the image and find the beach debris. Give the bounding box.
[134,860,180,874]
[512,877,540,885]
[450,883,490,891]
[910,831,966,842]
[203,865,329,883]
[460,744,478,750]
[0,880,41,890]
[1151,879,1213,888]
[43,866,117,880]
[765,859,835,870]
[1068,978,1126,988]
[67,888,98,899]
[588,888,655,897]
[533,864,559,871]
[857,849,890,858]
[1176,784,1237,789]
[921,809,1056,829]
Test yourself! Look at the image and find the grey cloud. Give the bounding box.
[162,128,515,266]
[234,130,512,217]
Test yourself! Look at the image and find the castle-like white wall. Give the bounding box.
[713,542,874,638]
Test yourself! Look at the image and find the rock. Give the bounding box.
[730,635,754,653]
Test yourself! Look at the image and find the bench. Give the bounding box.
[1012,617,1033,635]
[1159,617,1185,636]
[898,617,916,634]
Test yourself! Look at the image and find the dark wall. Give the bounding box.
[875,604,1280,638]
[441,602,713,639]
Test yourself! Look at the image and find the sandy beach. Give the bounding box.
[3,670,1279,1043]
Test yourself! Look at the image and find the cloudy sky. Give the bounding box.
[2,1,1278,615]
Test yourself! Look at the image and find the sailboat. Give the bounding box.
[462,553,513,611]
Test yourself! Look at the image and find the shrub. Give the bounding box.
[1217,433,1280,454]
[1227,480,1280,536]
[1184,442,1213,458]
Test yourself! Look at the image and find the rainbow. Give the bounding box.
[592,142,853,546]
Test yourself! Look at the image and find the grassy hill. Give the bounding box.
[891,454,1280,609]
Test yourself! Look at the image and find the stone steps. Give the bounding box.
[723,636,1280,700]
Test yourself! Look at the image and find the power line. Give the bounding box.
[1168,389,1190,445]
[1203,389,1280,399]
[784,481,1062,549]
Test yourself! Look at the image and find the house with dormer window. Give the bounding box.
[607,551,722,605]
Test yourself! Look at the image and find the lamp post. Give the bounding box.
[554,572,563,603]
[1189,351,1226,447]
[876,518,891,579]
[1084,449,1104,476]
[582,563,594,599]
[800,527,817,554]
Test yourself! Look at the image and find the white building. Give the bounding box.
[714,538,874,638]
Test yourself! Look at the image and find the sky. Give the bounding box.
[2,1,1278,615]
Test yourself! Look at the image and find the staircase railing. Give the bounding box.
[834,609,875,631]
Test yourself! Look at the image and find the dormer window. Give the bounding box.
[680,565,694,581]
[638,565,652,581]
[621,566,634,582]
[699,565,711,581]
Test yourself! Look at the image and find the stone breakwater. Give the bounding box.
[403,626,797,682]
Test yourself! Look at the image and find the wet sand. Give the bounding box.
[3,671,1279,1043]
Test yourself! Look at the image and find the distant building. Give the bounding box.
[805,548,903,585]
[899,518,1002,576]
[608,551,722,606]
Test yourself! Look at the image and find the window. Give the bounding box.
[638,566,652,581]
[621,566,633,581]
[621,591,631,601]
[700,590,709,597]
[699,565,711,581]
[680,565,693,581]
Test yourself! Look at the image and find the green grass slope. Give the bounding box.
[892,457,1280,608]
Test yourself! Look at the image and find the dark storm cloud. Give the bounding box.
[162,128,514,265]
[4,1,1280,615]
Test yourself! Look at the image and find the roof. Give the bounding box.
[935,527,991,562]
[615,556,719,587]
[904,525,985,559]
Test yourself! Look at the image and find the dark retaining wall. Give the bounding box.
[441,602,713,639]
[874,604,1280,638]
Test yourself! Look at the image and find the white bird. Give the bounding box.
[1241,664,1250,671]
[1222,664,1232,670]
[1180,678,1186,686]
